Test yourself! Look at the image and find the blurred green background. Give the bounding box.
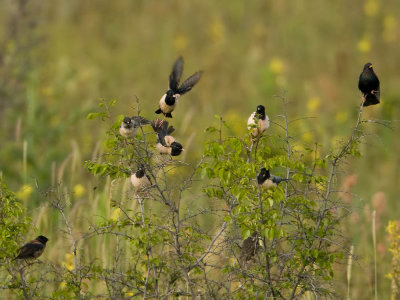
[0,0,399,298]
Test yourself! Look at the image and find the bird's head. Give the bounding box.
[257,168,270,184]
[135,166,145,178]
[256,105,266,118]
[363,62,373,70]
[122,117,133,128]
[170,142,184,156]
[37,236,49,244]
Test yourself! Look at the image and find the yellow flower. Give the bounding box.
[307,97,321,113]
[209,19,225,43]
[174,34,187,52]
[335,111,348,124]
[364,0,379,17]
[110,208,121,222]
[16,184,33,200]
[73,184,86,197]
[60,281,67,289]
[383,15,397,42]
[357,37,371,53]
[62,253,75,271]
[269,58,285,75]
[302,132,314,144]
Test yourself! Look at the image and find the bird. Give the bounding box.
[130,166,152,192]
[119,116,150,139]
[155,56,203,118]
[13,235,48,260]
[257,168,289,189]
[151,119,184,156]
[239,232,259,266]
[358,63,380,107]
[247,105,270,139]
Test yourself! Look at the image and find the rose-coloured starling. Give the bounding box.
[247,105,270,140]
[151,119,184,156]
[14,235,48,260]
[358,63,380,106]
[257,168,289,189]
[155,57,203,118]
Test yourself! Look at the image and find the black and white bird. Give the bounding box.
[155,56,203,118]
[119,116,150,139]
[13,235,48,260]
[247,105,269,139]
[358,63,380,107]
[130,166,152,192]
[151,119,184,156]
[257,168,288,189]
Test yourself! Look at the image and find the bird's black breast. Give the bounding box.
[165,93,176,106]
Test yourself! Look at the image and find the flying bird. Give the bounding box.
[119,116,150,139]
[247,105,270,139]
[13,235,48,260]
[358,63,380,106]
[151,119,184,156]
[239,232,259,266]
[155,56,203,118]
[131,166,152,192]
[257,168,289,189]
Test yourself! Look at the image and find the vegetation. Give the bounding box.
[0,0,399,299]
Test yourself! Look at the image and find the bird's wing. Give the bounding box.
[151,120,170,147]
[131,116,150,126]
[169,56,184,91]
[177,71,203,95]
[16,242,44,259]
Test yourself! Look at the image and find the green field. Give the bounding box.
[1,1,399,298]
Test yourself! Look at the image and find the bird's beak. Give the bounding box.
[181,149,185,151]
[369,65,373,68]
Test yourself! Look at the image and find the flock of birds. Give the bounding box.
[13,59,380,265]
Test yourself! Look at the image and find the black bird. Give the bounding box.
[257,168,288,189]
[119,116,150,139]
[247,105,270,139]
[14,235,48,260]
[130,166,152,192]
[151,119,184,156]
[155,57,203,118]
[358,63,380,106]
[239,232,260,266]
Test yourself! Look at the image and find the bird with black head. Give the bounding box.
[131,166,152,192]
[257,168,289,189]
[151,119,184,156]
[155,57,203,118]
[358,62,380,106]
[247,105,270,140]
[13,235,49,261]
[119,116,150,139]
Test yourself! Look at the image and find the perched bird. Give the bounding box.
[151,119,184,156]
[119,116,150,139]
[239,232,259,266]
[257,168,289,189]
[155,56,203,118]
[358,63,380,106]
[130,166,152,192]
[247,105,270,139]
[13,235,48,260]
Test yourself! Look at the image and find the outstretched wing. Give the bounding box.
[169,56,184,91]
[177,71,203,95]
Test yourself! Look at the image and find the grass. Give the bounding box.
[0,0,399,298]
